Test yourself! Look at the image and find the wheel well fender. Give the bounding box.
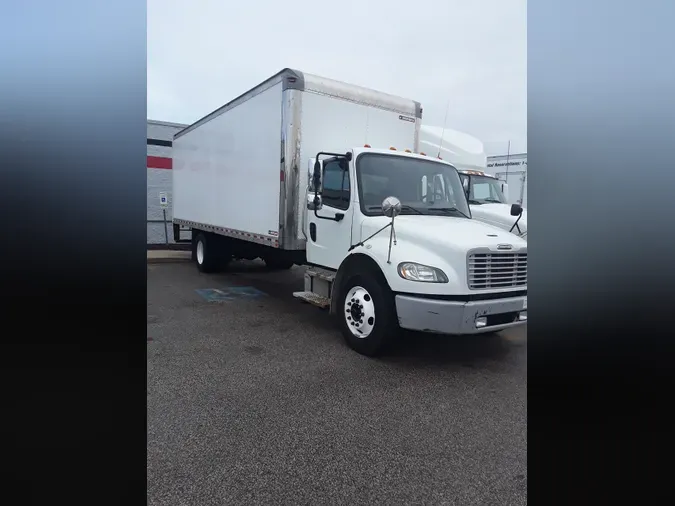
[330,253,390,315]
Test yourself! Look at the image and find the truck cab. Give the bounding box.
[298,146,527,356]
[458,169,527,239]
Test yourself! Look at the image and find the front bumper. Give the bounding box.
[395,294,527,335]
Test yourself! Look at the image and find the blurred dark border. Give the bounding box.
[0,1,147,504]
[529,0,675,503]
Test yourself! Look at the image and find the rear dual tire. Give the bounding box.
[194,232,230,273]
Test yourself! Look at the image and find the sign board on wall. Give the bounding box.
[486,153,527,170]
[159,192,168,208]
[486,153,528,207]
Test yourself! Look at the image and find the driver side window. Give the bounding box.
[322,160,350,210]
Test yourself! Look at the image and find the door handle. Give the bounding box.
[314,209,344,222]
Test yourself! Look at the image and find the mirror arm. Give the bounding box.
[509,213,523,233]
[349,196,401,254]
[348,222,391,251]
[313,197,337,221]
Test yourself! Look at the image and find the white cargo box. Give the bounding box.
[172,68,422,251]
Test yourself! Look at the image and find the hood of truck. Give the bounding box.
[357,215,527,295]
[360,215,526,252]
[470,203,527,236]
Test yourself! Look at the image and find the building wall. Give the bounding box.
[147,119,188,244]
[486,152,527,172]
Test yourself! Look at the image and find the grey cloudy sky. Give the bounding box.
[148,0,526,155]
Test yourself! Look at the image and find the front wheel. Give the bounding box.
[338,273,398,357]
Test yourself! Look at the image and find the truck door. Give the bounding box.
[496,170,526,206]
[306,157,354,270]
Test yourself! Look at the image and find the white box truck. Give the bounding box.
[172,69,528,356]
[420,125,527,239]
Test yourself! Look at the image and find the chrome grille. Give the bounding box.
[468,251,527,289]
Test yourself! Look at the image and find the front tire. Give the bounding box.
[338,273,398,357]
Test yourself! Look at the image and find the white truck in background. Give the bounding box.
[172,69,528,356]
[420,125,527,239]
[487,153,528,208]
[458,169,527,239]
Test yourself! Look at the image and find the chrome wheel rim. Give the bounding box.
[344,286,376,338]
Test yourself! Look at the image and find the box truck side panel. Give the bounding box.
[292,90,420,242]
[173,82,283,241]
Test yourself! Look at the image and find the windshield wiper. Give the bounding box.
[468,199,483,205]
[366,204,424,215]
[426,207,471,219]
[483,198,503,204]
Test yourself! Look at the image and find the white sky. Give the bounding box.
[148,0,526,155]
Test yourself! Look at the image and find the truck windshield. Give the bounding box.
[356,153,471,218]
[459,174,507,204]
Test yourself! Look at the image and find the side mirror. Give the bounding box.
[510,203,523,216]
[313,160,322,193]
[382,196,402,218]
[308,158,322,192]
[307,194,322,211]
[501,182,509,202]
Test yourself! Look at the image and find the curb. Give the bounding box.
[147,258,192,264]
[147,244,191,251]
[147,252,192,264]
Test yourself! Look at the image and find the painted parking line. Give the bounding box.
[195,286,267,302]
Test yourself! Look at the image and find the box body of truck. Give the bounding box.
[172,68,422,254]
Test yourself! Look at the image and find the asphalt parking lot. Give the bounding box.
[147,260,527,506]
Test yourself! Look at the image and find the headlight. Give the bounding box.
[397,262,449,283]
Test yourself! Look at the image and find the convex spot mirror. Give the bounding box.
[382,196,402,218]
